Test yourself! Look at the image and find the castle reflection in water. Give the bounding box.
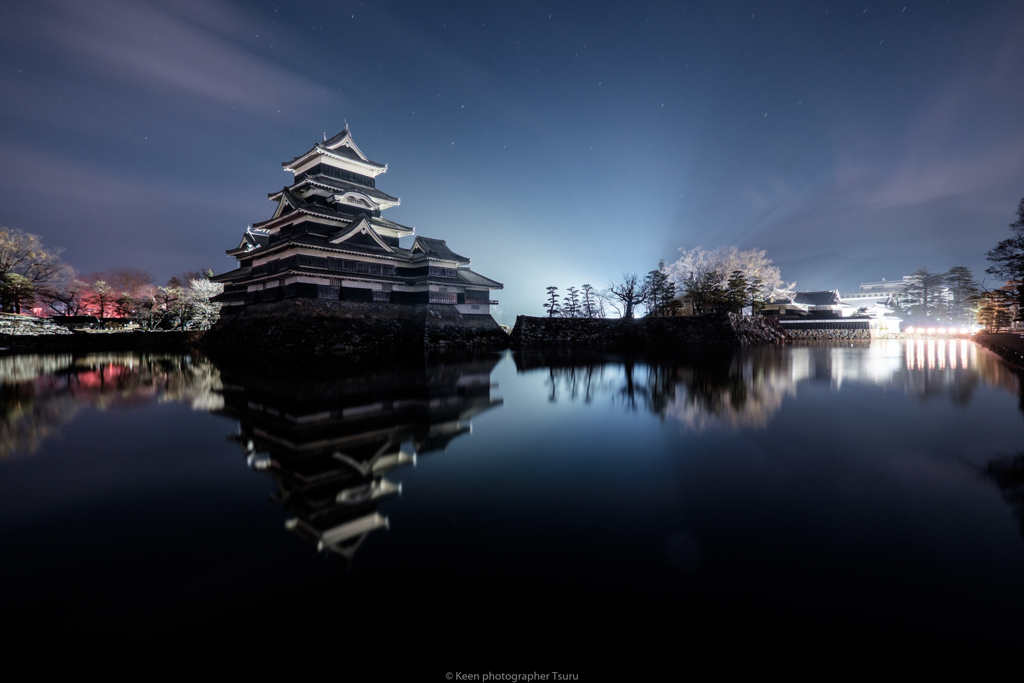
[215,355,503,559]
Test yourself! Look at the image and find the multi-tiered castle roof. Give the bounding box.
[212,125,502,315]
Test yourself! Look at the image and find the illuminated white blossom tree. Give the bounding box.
[665,246,794,311]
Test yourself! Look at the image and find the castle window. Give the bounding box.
[429,266,456,278]
[317,285,340,300]
[340,260,395,276]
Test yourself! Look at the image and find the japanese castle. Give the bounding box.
[212,125,502,315]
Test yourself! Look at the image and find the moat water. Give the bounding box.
[2,340,1023,657]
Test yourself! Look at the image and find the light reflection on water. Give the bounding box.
[1,341,1024,647]
[0,353,223,459]
[0,342,1016,458]
[526,340,1018,432]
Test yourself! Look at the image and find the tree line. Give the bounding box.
[885,266,978,324]
[542,263,680,319]
[542,247,793,319]
[0,226,223,330]
[981,198,1024,331]
[907,200,1024,331]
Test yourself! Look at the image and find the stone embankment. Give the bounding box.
[0,328,204,353]
[0,313,72,337]
[509,313,788,349]
[785,329,873,341]
[973,333,1024,373]
[0,312,204,352]
[201,299,509,358]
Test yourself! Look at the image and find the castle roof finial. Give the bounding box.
[323,132,326,142]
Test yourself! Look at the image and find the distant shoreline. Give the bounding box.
[973,333,1024,374]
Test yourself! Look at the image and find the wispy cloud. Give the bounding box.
[6,0,333,116]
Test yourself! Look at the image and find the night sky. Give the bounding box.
[2,1,1023,321]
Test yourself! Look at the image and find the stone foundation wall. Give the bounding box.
[784,328,872,341]
[0,330,204,353]
[201,299,509,358]
[509,313,788,349]
[0,313,208,353]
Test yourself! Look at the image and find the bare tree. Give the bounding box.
[37,270,89,316]
[105,266,155,297]
[167,268,213,289]
[607,273,650,319]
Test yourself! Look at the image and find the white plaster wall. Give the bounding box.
[455,303,490,315]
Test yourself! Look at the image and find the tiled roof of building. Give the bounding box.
[256,196,360,225]
[369,216,414,235]
[283,142,386,171]
[210,266,252,283]
[248,231,408,261]
[323,128,351,148]
[322,143,365,163]
[280,188,303,210]
[793,290,842,306]
[457,268,503,289]
[226,230,270,255]
[411,236,470,264]
[294,174,399,205]
[261,191,412,234]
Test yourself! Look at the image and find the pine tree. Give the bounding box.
[746,276,765,314]
[543,286,561,317]
[726,270,748,313]
[976,285,1017,332]
[563,287,580,318]
[944,266,979,324]
[581,284,600,318]
[986,198,1024,322]
[0,273,34,314]
[684,269,726,315]
[899,268,946,320]
[645,260,677,316]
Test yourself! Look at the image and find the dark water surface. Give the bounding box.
[2,341,1024,659]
